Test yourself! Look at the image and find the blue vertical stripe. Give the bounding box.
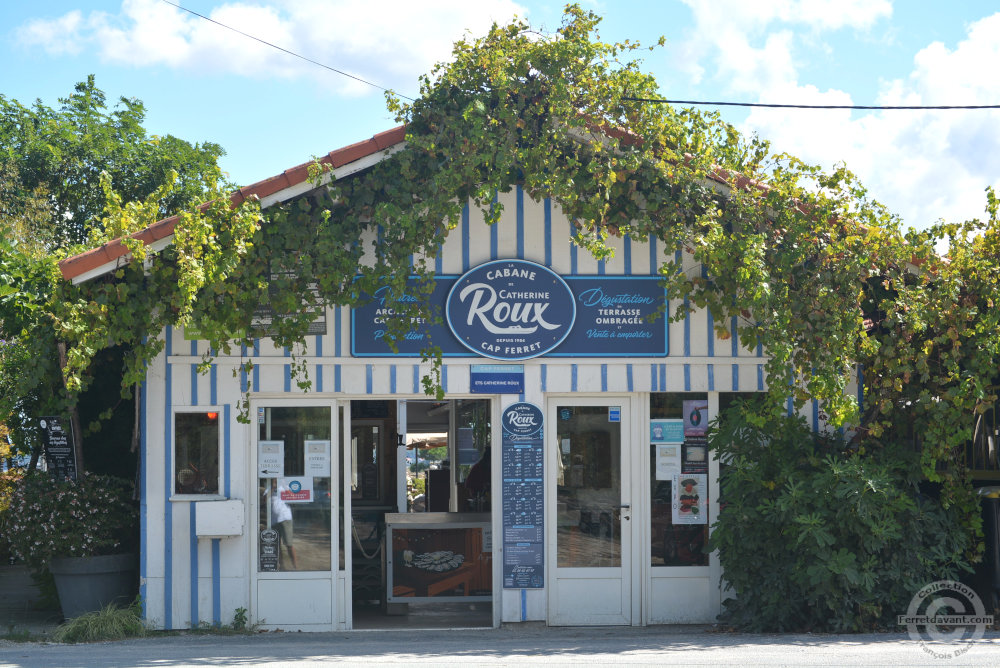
[731,316,739,357]
[683,297,691,357]
[210,365,217,405]
[708,364,715,391]
[442,365,449,393]
[659,364,667,391]
[211,539,221,626]
[240,366,247,394]
[253,338,260,356]
[140,377,148,619]
[757,365,764,391]
[857,366,864,414]
[335,308,342,357]
[462,202,471,271]
[598,258,606,275]
[315,334,323,393]
[651,365,658,392]
[516,185,524,259]
[732,364,739,392]
[649,236,657,275]
[190,504,198,627]
[335,365,342,393]
[413,365,420,394]
[788,367,794,417]
[626,364,634,392]
[519,391,525,402]
[684,364,691,392]
[490,192,499,260]
[390,366,397,394]
[366,365,373,394]
[571,365,578,392]
[623,234,632,275]
[664,287,671,356]
[190,365,198,406]
[601,364,608,392]
[435,245,443,275]
[541,365,547,392]
[253,364,259,392]
[283,365,291,393]
[756,336,763,357]
[570,224,578,275]
[164,328,173,629]
[812,399,819,432]
[544,198,552,267]
[521,588,527,622]
[707,310,715,357]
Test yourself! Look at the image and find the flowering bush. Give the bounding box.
[5,472,137,572]
[0,468,25,562]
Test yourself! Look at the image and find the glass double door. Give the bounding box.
[253,402,338,630]
[547,397,634,625]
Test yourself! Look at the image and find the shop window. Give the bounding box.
[649,393,708,567]
[174,411,221,496]
[455,399,491,512]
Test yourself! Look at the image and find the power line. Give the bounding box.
[160,0,414,101]
[623,97,1000,110]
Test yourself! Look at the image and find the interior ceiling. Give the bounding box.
[405,400,450,434]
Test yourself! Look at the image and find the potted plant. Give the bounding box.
[5,472,138,619]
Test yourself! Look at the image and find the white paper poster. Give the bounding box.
[672,473,707,524]
[258,440,284,478]
[655,444,681,480]
[305,440,331,477]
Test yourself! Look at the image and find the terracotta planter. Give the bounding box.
[49,553,138,619]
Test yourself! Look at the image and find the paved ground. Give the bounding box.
[5,566,1000,667]
[3,624,1000,667]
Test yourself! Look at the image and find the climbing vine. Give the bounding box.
[5,5,997,555]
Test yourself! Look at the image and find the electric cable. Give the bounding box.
[623,97,1000,110]
[160,0,415,101]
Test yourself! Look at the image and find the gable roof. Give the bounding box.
[59,125,407,284]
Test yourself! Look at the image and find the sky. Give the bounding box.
[4,0,1000,232]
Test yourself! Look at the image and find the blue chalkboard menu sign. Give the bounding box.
[501,402,545,589]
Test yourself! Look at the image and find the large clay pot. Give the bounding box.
[49,553,138,619]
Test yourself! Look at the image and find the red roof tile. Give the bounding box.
[59,125,407,282]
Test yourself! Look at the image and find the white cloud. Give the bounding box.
[672,0,891,93]
[740,12,1000,230]
[15,0,528,95]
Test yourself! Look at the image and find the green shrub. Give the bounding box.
[710,398,970,632]
[0,468,24,562]
[52,598,146,643]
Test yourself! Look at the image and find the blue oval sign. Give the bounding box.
[446,260,575,360]
[502,402,543,438]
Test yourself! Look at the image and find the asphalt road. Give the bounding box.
[4,625,1000,667]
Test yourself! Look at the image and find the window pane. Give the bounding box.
[650,393,708,567]
[174,412,220,495]
[556,405,621,568]
[258,406,332,572]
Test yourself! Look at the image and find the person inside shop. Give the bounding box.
[270,480,299,569]
[463,446,491,511]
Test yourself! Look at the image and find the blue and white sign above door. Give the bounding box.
[351,259,668,359]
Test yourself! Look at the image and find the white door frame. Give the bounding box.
[248,396,339,632]
[545,394,640,626]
